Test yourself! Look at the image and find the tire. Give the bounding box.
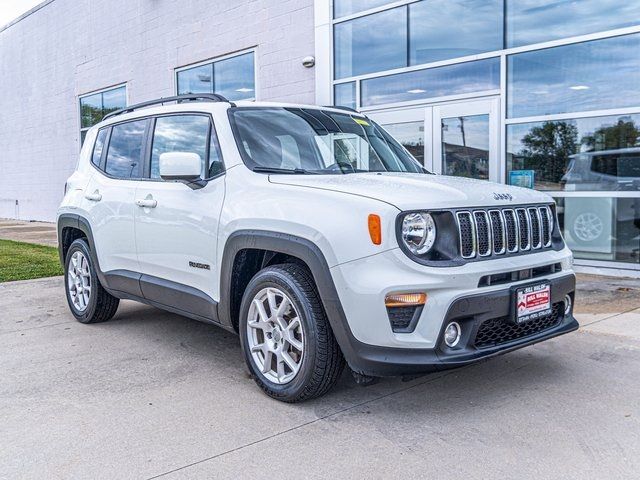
[239,263,345,402]
[64,238,119,324]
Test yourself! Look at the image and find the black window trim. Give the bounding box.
[88,111,226,185]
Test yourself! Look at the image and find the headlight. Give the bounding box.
[401,212,436,255]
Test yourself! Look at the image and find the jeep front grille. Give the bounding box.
[456,205,553,260]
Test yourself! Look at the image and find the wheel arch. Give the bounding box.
[57,214,104,279]
[219,230,358,363]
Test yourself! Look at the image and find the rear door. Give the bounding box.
[83,119,150,276]
[133,113,225,314]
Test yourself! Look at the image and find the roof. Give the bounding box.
[0,0,54,34]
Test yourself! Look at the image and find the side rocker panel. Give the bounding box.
[57,213,220,325]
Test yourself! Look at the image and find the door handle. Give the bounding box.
[135,198,157,208]
[85,191,102,202]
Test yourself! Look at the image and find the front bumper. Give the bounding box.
[340,274,577,377]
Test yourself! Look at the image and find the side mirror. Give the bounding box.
[159,152,201,181]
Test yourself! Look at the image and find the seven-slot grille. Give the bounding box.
[456,205,553,259]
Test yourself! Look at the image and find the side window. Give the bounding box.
[151,115,209,179]
[105,120,147,178]
[91,128,108,167]
[208,123,225,177]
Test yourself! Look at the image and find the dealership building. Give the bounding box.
[1,0,640,274]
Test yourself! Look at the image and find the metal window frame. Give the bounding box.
[173,47,258,101]
[315,1,640,271]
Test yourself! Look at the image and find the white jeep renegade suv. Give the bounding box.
[58,94,578,402]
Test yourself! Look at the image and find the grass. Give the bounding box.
[0,239,63,282]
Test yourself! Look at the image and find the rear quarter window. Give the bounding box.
[91,128,108,167]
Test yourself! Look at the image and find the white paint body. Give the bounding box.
[58,101,574,349]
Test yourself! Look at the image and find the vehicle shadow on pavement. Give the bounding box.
[104,300,573,416]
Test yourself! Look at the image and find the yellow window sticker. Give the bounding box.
[353,118,370,126]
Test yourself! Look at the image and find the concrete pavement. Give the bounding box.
[1,276,639,479]
[0,219,57,247]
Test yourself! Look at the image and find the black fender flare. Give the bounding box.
[218,230,362,368]
[57,213,107,285]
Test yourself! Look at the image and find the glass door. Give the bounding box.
[368,98,500,181]
[370,107,433,172]
[432,98,500,182]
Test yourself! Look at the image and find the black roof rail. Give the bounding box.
[323,105,361,114]
[102,93,234,121]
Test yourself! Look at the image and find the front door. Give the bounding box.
[369,98,500,182]
[133,114,226,310]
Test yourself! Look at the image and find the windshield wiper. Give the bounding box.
[252,166,317,175]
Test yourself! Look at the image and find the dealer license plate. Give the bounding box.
[515,282,552,324]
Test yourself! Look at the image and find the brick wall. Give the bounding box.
[0,0,315,221]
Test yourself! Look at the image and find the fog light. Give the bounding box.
[444,322,461,347]
[564,294,572,316]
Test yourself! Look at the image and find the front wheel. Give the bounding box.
[239,264,344,402]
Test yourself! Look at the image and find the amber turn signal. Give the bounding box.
[368,214,382,245]
[385,292,427,308]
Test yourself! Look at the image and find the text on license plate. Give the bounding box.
[516,283,552,323]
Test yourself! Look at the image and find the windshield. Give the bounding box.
[228,107,428,174]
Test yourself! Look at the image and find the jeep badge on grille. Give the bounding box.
[493,192,513,201]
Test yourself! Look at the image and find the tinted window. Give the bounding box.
[507,34,640,118]
[334,0,392,18]
[213,53,255,101]
[177,64,212,94]
[507,0,640,48]
[334,82,356,109]
[409,0,503,65]
[79,86,126,146]
[506,113,640,191]
[105,120,147,178]
[92,128,108,167]
[361,58,499,107]
[176,52,255,101]
[151,116,210,179]
[334,7,407,79]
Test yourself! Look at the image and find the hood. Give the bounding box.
[269,172,552,210]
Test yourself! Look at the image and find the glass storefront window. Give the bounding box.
[177,52,255,101]
[334,0,392,18]
[382,122,425,165]
[177,64,212,94]
[361,58,499,107]
[409,0,503,65]
[555,196,640,264]
[213,53,255,101]
[79,85,126,146]
[334,82,356,109]
[334,7,407,79]
[507,34,640,118]
[507,0,640,48]
[442,114,490,180]
[507,113,640,191]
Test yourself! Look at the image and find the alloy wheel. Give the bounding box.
[246,287,304,384]
[67,251,91,312]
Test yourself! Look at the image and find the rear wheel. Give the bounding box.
[239,264,344,402]
[64,238,119,324]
